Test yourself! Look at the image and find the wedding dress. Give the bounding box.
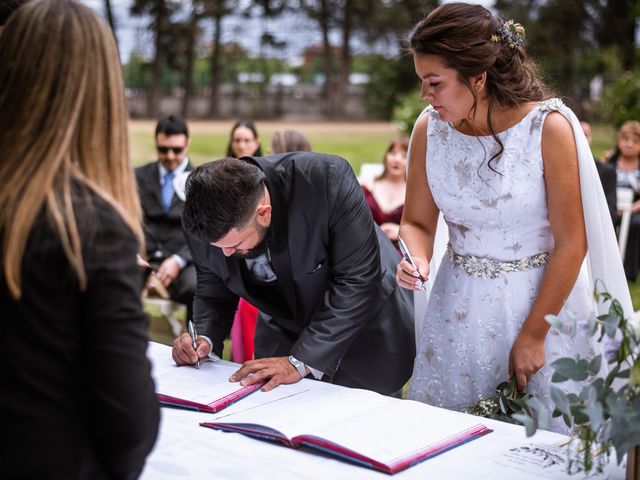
[408,99,632,429]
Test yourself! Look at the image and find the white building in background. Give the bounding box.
[270,73,298,86]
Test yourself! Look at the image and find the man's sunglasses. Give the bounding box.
[156,145,185,154]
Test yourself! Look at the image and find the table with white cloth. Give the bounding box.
[141,343,627,480]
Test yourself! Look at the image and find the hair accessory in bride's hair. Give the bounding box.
[490,19,525,49]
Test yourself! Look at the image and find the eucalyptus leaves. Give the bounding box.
[469,285,640,475]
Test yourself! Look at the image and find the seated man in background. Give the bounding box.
[173,154,415,396]
[136,115,196,320]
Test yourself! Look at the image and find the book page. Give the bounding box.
[213,384,395,439]
[148,342,318,412]
[148,342,242,405]
[309,400,488,466]
[155,359,244,405]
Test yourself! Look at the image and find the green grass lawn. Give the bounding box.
[129,120,399,176]
[130,120,619,173]
[590,123,617,161]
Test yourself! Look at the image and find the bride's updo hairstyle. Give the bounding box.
[409,2,552,167]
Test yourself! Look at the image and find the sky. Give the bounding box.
[82,0,495,64]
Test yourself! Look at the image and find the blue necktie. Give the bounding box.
[162,171,175,214]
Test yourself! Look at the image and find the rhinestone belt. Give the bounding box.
[447,244,551,279]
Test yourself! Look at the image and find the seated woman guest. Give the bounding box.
[606,121,640,280]
[0,1,159,478]
[270,129,312,153]
[360,137,409,248]
[226,119,263,158]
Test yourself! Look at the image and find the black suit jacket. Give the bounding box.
[0,186,159,479]
[595,160,617,222]
[188,153,415,394]
[136,161,193,262]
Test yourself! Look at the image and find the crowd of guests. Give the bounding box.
[0,0,637,478]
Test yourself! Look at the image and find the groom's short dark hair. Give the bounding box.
[183,158,266,244]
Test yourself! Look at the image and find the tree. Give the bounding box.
[166,2,205,117]
[196,0,235,118]
[359,0,439,120]
[131,0,179,118]
[494,0,597,110]
[300,0,339,117]
[594,0,638,71]
[246,0,289,117]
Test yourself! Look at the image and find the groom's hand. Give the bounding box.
[230,356,304,392]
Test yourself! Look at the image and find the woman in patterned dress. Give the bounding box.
[395,2,631,429]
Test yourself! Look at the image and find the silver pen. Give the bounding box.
[397,235,427,291]
[187,320,201,369]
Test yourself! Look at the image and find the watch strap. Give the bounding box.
[288,355,307,378]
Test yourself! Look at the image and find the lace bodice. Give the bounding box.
[426,100,564,259]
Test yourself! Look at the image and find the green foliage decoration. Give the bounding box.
[515,284,640,475]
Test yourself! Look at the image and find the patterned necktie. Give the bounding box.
[162,171,175,214]
[249,252,276,282]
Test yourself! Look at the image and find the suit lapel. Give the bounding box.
[258,159,298,317]
[223,256,249,298]
[151,164,164,211]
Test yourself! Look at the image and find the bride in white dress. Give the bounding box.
[396,3,632,427]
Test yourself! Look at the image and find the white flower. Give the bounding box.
[539,98,565,112]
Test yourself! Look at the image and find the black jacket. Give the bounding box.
[595,159,617,222]
[0,186,159,479]
[188,152,415,394]
[136,161,193,262]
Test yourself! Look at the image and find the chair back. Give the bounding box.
[358,163,384,183]
[617,187,635,261]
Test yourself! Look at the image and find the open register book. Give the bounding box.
[201,382,492,474]
[147,342,263,413]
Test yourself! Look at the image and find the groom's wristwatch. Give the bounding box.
[288,355,308,378]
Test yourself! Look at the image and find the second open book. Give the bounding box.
[148,342,491,474]
[201,382,491,474]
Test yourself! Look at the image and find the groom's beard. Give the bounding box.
[232,223,272,260]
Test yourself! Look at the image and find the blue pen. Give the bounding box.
[188,320,201,369]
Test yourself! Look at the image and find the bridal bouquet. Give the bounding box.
[469,284,640,475]
[466,376,533,424]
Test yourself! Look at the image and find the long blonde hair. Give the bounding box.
[0,0,143,299]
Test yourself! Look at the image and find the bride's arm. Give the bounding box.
[509,110,587,392]
[396,113,439,291]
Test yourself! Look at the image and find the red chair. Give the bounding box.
[230,298,258,363]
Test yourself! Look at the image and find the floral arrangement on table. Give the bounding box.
[467,284,640,475]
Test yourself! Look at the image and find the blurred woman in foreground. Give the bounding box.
[0,1,159,478]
